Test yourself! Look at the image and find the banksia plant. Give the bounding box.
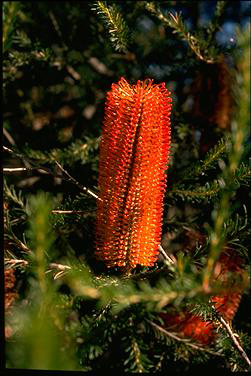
[96,77,172,271]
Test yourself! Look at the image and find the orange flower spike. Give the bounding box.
[96,78,172,270]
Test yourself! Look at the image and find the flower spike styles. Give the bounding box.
[96,78,172,271]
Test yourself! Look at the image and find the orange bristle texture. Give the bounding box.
[96,78,172,269]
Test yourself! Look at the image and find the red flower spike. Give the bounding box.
[160,312,216,346]
[212,293,242,322]
[96,78,172,269]
[211,251,245,321]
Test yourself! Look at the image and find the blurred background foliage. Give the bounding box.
[3,0,251,372]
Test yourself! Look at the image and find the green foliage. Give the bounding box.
[188,137,229,179]
[21,136,101,167]
[4,179,26,209]
[204,24,250,284]
[3,1,23,52]
[25,193,55,289]
[92,1,130,52]
[145,1,222,63]
[206,1,227,41]
[6,193,79,370]
[170,162,251,202]
[124,337,148,372]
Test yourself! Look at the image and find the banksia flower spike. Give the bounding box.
[96,78,172,271]
[160,312,216,346]
[211,252,245,322]
[5,268,18,311]
[5,268,19,339]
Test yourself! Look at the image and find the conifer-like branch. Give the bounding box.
[125,338,145,373]
[3,2,22,52]
[170,163,250,202]
[15,136,101,165]
[145,2,219,63]
[5,231,31,254]
[92,1,129,52]
[189,137,229,179]
[170,181,221,202]
[206,1,227,43]
[4,179,26,209]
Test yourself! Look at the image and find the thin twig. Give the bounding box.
[5,258,72,272]
[3,145,59,176]
[54,160,101,200]
[6,232,32,253]
[4,165,65,178]
[48,262,72,271]
[52,210,96,214]
[4,258,29,267]
[146,319,223,357]
[4,167,36,172]
[3,145,101,200]
[3,146,56,176]
[3,127,16,145]
[48,10,67,49]
[214,310,251,369]
[158,244,176,264]
[3,145,32,168]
